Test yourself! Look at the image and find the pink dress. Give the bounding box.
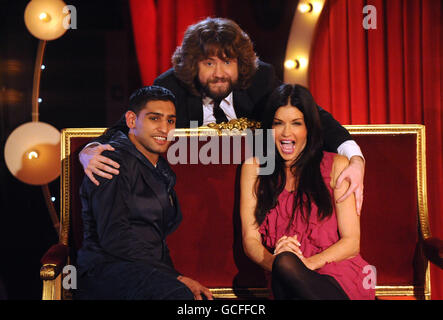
[259,151,375,300]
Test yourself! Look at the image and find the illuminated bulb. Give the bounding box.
[51,197,56,202]
[285,58,308,70]
[24,0,68,41]
[284,60,296,69]
[299,2,313,13]
[38,12,51,22]
[41,64,46,70]
[4,121,60,185]
[312,2,324,14]
[27,150,39,160]
[38,98,42,103]
[298,57,308,69]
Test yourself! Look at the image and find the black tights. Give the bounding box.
[272,251,350,300]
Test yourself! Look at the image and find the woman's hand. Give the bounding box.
[177,276,213,300]
[274,235,317,270]
[274,236,318,270]
[274,235,303,257]
[79,144,120,186]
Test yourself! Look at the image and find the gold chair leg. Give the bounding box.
[42,274,62,300]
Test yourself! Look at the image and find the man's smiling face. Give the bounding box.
[197,55,239,100]
[127,100,176,165]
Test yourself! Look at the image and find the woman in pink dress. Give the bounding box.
[240,84,375,300]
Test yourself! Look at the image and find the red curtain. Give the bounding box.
[129,0,217,85]
[309,0,442,299]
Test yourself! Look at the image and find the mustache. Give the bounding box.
[208,77,230,83]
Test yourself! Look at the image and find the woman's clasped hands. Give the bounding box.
[274,235,316,270]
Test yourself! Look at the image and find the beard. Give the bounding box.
[200,77,238,100]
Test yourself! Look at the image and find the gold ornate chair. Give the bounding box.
[40,124,443,300]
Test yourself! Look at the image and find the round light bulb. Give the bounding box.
[312,2,324,14]
[284,60,296,69]
[298,57,308,69]
[39,12,51,22]
[4,121,60,185]
[24,0,68,40]
[27,150,39,160]
[299,3,313,13]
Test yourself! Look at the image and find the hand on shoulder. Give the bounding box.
[80,143,121,186]
[333,154,365,215]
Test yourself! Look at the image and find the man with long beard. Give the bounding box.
[152,17,277,127]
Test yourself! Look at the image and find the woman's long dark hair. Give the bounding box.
[254,84,333,230]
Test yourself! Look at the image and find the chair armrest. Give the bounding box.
[423,237,443,269]
[40,243,69,280]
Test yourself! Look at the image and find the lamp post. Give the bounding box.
[4,0,70,237]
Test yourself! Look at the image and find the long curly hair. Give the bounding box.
[172,17,259,96]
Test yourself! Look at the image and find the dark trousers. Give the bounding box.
[272,252,349,300]
[74,261,193,300]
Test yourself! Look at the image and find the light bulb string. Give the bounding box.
[31,39,61,238]
[32,39,46,122]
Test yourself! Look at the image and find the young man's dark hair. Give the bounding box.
[101,85,177,140]
[129,85,177,113]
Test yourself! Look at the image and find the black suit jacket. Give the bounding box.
[153,60,352,152]
[77,131,182,277]
[154,60,279,128]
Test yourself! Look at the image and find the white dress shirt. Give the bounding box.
[337,140,364,160]
[202,93,237,125]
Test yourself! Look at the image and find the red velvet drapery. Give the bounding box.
[309,0,442,299]
[129,0,217,85]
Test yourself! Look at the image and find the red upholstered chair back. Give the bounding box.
[349,125,431,299]
[60,129,106,260]
[347,125,430,298]
[60,125,431,299]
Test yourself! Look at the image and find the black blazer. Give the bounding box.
[77,131,182,277]
[153,60,352,152]
[154,60,278,128]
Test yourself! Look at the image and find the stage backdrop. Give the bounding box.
[309,0,442,300]
[128,0,442,299]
